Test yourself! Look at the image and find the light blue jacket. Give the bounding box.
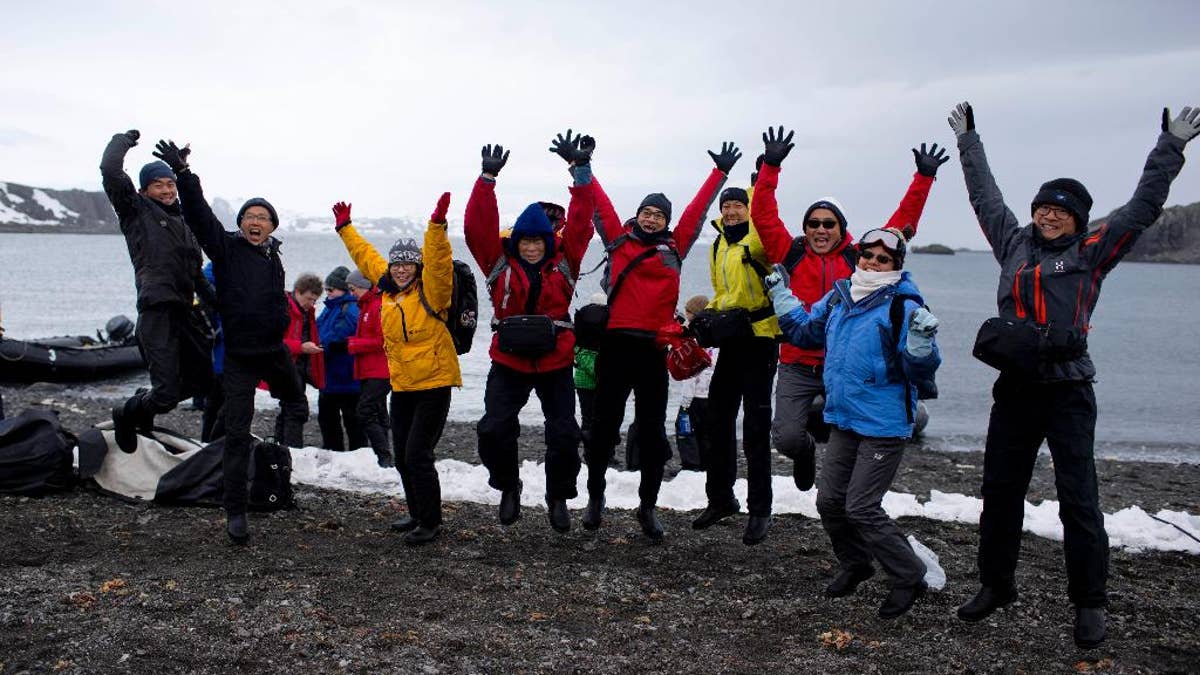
[777,272,940,439]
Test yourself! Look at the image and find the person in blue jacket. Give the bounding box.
[765,227,940,620]
[316,266,366,452]
[199,261,226,442]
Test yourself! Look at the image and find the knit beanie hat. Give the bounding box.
[139,161,177,190]
[325,266,350,291]
[637,193,673,225]
[388,238,423,265]
[719,187,749,207]
[509,202,556,259]
[237,197,280,231]
[802,197,849,236]
[1031,178,1092,227]
[346,269,371,290]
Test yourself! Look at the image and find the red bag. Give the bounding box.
[656,322,712,381]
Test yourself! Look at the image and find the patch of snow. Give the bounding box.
[0,182,26,203]
[0,199,56,225]
[31,188,77,219]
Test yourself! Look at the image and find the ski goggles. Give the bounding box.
[857,228,905,253]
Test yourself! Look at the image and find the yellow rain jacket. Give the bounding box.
[339,222,462,392]
[707,189,781,338]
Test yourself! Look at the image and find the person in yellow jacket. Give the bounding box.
[690,147,793,546]
[332,193,461,546]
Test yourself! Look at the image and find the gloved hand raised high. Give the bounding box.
[912,142,949,177]
[947,101,975,137]
[906,306,939,357]
[549,129,592,166]
[430,192,451,225]
[1163,106,1200,143]
[707,142,742,174]
[152,140,191,172]
[761,126,795,167]
[481,144,510,177]
[332,201,352,231]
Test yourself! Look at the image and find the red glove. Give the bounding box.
[332,201,353,230]
[430,192,451,224]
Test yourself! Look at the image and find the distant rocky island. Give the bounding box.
[911,243,955,255]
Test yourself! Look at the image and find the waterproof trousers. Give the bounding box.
[478,363,581,500]
[356,378,392,460]
[978,375,1108,607]
[318,391,366,451]
[221,346,305,516]
[391,387,451,528]
[128,304,213,426]
[200,373,225,442]
[817,428,926,588]
[704,335,778,515]
[771,362,825,460]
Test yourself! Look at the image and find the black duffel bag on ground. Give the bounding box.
[689,308,755,348]
[0,409,76,496]
[496,315,559,355]
[973,317,1087,377]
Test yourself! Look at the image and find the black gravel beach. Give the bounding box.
[2,381,1198,673]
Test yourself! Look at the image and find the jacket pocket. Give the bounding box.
[396,341,437,386]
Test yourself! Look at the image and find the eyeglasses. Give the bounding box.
[1035,205,1071,219]
[242,213,272,224]
[805,218,839,230]
[858,228,903,251]
[638,208,667,223]
[858,249,894,266]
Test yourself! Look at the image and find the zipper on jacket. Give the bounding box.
[399,303,410,342]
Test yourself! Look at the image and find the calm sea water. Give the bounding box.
[2,232,1198,462]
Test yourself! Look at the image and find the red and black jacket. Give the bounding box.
[347,288,389,381]
[283,292,325,389]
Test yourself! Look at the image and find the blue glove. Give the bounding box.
[766,264,802,316]
[906,307,939,357]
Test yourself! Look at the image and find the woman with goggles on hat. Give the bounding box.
[763,226,941,620]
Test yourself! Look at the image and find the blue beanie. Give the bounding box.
[236,197,280,230]
[509,202,555,259]
[139,161,177,190]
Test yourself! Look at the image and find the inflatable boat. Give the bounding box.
[0,316,145,383]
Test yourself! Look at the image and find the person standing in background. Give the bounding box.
[198,261,225,442]
[346,269,393,468]
[676,294,714,473]
[316,266,366,452]
[274,274,324,447]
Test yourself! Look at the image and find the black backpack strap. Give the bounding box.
[841,246,858,270]
[607,246,660,307]
[417,282,447,323]
[888,292,925,424]
[782,236,808,273]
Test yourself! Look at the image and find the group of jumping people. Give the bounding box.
[100,102,1200,647]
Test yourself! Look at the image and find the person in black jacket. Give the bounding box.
[152,138,306,546]
[101,130,213,452]
[948,102,1200,649]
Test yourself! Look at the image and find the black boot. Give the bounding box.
[824,565,875,598]
[112,401,138,454]
[1074,607,1106,649]
[404,524,441,545]
[879,581,927,619]
[499,481,523,526]
[793,439,816,491]
[956,585,1018,622]
[742,515,773,546]
[691,499,740,530]
[389,514,417,532]
[636,504,664,543]
[547,498,570,534]
[376,450,395,469]
[226,513,249,545]
[581,495,605,531]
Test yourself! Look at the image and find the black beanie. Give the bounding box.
[802,198,849,236]
[325,266,350,291]
[1031,178,1092,227]
[719,187,749,207]
[638,193,673,225]
[237,197,280,230]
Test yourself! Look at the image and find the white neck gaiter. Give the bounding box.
[849,269,902,303]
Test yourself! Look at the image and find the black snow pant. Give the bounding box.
[477,363,581,500]
[128,304,213,427]
[201,373,225,442]
[584,332,669,507]
[318,390,366,451]
[273,378,311,448]
[391,387,452,528]
[977,375,1108,608]
[704,335,778,516]
[577,387,596,442]
[817,428,926,588]
[221,346,306,516]
[357,378,392,460]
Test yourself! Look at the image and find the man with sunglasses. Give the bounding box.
[948,102,1200,649]
[751,126,945,493]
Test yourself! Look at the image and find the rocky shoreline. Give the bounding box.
[1,381,1198,673]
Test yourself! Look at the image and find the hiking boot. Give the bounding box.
[581,496,605,531]
[742,514,773,546]
[111,403,137,454]
[389,514,418,532]
[825,566,875,598]
[636,504,664,543]
[499,481,522,526]
[547,498,570,534]
[793,441,816,491]
[376,450,395,469]
[1074,607,1107,649]
[691,500,741,530]
[404,524,441,546]
[957,585,1018,622]
[879,581,928,619]
[226,513,249,545]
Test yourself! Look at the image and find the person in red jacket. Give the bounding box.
[751,126,946,492]
[464,132,596,533]
[273,273,324,447]
[346,269,393,468]
[579,139,736,542]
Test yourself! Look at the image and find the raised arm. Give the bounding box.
[675,164,728,259]
[100,130,140,221]
[1081,107,1195,274]
[155,141,226,263]
[333,201,389,283]
[464,144,508,272]
[765,263,829,349]
[586,177,625,245]
[421,192,455,313]
[562,163,597,276]
[949,103,1022,263]
[883,143,945,240]
[752,127,800,262]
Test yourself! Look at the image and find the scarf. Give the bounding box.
[849,269,901,303]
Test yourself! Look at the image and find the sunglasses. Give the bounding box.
[805,218,839,230]
[858,249,894,266]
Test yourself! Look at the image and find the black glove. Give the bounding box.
[762,126,795,167]
[912,142,949,177]
[153,140,190,172]
[481,144,510,177]
[706,141,742,174]
[549,129,584,165]
[575,135,595,166]
[122,129,140,146]
[750,154,765,185]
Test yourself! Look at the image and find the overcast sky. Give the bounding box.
[2,1,1198,248]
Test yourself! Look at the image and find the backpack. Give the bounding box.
[782,235,857,274]
[248,440,294,511]
[418,260,479,355]
[0,409,76,496]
